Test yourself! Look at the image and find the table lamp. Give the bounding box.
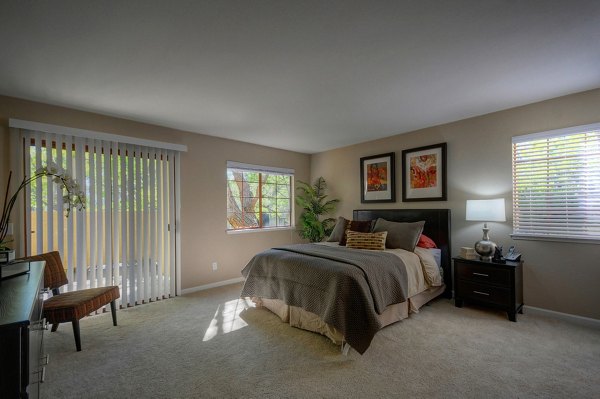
[466,198,506,261]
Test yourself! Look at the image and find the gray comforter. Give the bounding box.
[240,243,409,354]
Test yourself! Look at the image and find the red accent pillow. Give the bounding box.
[417,233,437,249]
[339,220,372,246]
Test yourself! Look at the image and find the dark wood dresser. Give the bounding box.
[0,261,46,399]
[453,257,523,321]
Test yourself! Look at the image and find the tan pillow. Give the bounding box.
[345,231,387,251]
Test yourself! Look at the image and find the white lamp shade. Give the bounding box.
[466,198,506,222]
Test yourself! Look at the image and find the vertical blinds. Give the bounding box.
[23,130,177,306]
[512,124,600,241]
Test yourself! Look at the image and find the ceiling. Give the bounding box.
[1,1,599,154]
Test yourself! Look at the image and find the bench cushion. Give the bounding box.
[44,286,120,323]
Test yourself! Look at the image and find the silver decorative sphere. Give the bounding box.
[475,239,496,262]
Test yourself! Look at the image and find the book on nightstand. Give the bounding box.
[459,247,477,260]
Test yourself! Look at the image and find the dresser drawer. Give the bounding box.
[456,280,511,306]
[456,262,510,286]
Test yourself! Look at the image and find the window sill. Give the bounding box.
[511,234,600,245]
[227,227,296,235]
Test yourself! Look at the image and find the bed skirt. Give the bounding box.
[251,284,445,347]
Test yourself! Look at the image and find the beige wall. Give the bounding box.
[0,95,310,290]
[2,89,599,319]
[311,88,600,320]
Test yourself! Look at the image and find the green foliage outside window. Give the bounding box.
[227,169,292,230]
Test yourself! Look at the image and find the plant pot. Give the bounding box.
[0,249,15,264]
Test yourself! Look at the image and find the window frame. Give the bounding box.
[226,161,294,233]
[511,122,600,244]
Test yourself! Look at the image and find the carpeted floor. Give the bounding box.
[43,283,600,398]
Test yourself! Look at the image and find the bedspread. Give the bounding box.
[240,243,408,354]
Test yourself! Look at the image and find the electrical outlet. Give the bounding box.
[212,262,218,271]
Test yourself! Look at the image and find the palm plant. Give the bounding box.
[295,177,339,242]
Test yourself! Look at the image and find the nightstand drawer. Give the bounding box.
[456,280,510,306]
[456,262,510,286]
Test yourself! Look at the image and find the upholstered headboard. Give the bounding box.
[353,209,452,298]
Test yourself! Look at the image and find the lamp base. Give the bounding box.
[474,239,496,262]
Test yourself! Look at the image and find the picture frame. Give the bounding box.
[360,152,395,203]
[402,142,447,202]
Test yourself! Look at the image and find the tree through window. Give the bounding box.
[226,162,293,230]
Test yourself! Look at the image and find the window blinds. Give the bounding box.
[22,130,178,306]
[512,123,600,241]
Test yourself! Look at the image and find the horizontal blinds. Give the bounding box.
[512,125,600,240]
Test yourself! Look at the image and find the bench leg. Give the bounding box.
[51,323,59,332]
[72,319,82,351]
[110,301,118,326]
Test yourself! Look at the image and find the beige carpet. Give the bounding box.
[43,283,600,398]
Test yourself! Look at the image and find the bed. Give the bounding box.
[240,209,452,354]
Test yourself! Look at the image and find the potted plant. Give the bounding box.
[295,177,339,242]
[1,163,86,263]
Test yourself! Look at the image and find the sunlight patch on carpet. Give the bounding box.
[203,298,252,341]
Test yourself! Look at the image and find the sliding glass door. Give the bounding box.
[22,130,178,306]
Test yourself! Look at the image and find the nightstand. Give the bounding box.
[453,257,523,321]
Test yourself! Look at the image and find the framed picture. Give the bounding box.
[360,152,395,203]
[402,143,447,202]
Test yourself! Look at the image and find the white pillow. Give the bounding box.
[414,247,443,286]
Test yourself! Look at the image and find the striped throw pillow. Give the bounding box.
[345,231,387,250]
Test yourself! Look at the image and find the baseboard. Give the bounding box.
[180,277,245,295]
[524,305,600,328]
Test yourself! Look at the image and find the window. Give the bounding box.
[12,120,185,307]
[512,123,600,242]
[226,161,294,231]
